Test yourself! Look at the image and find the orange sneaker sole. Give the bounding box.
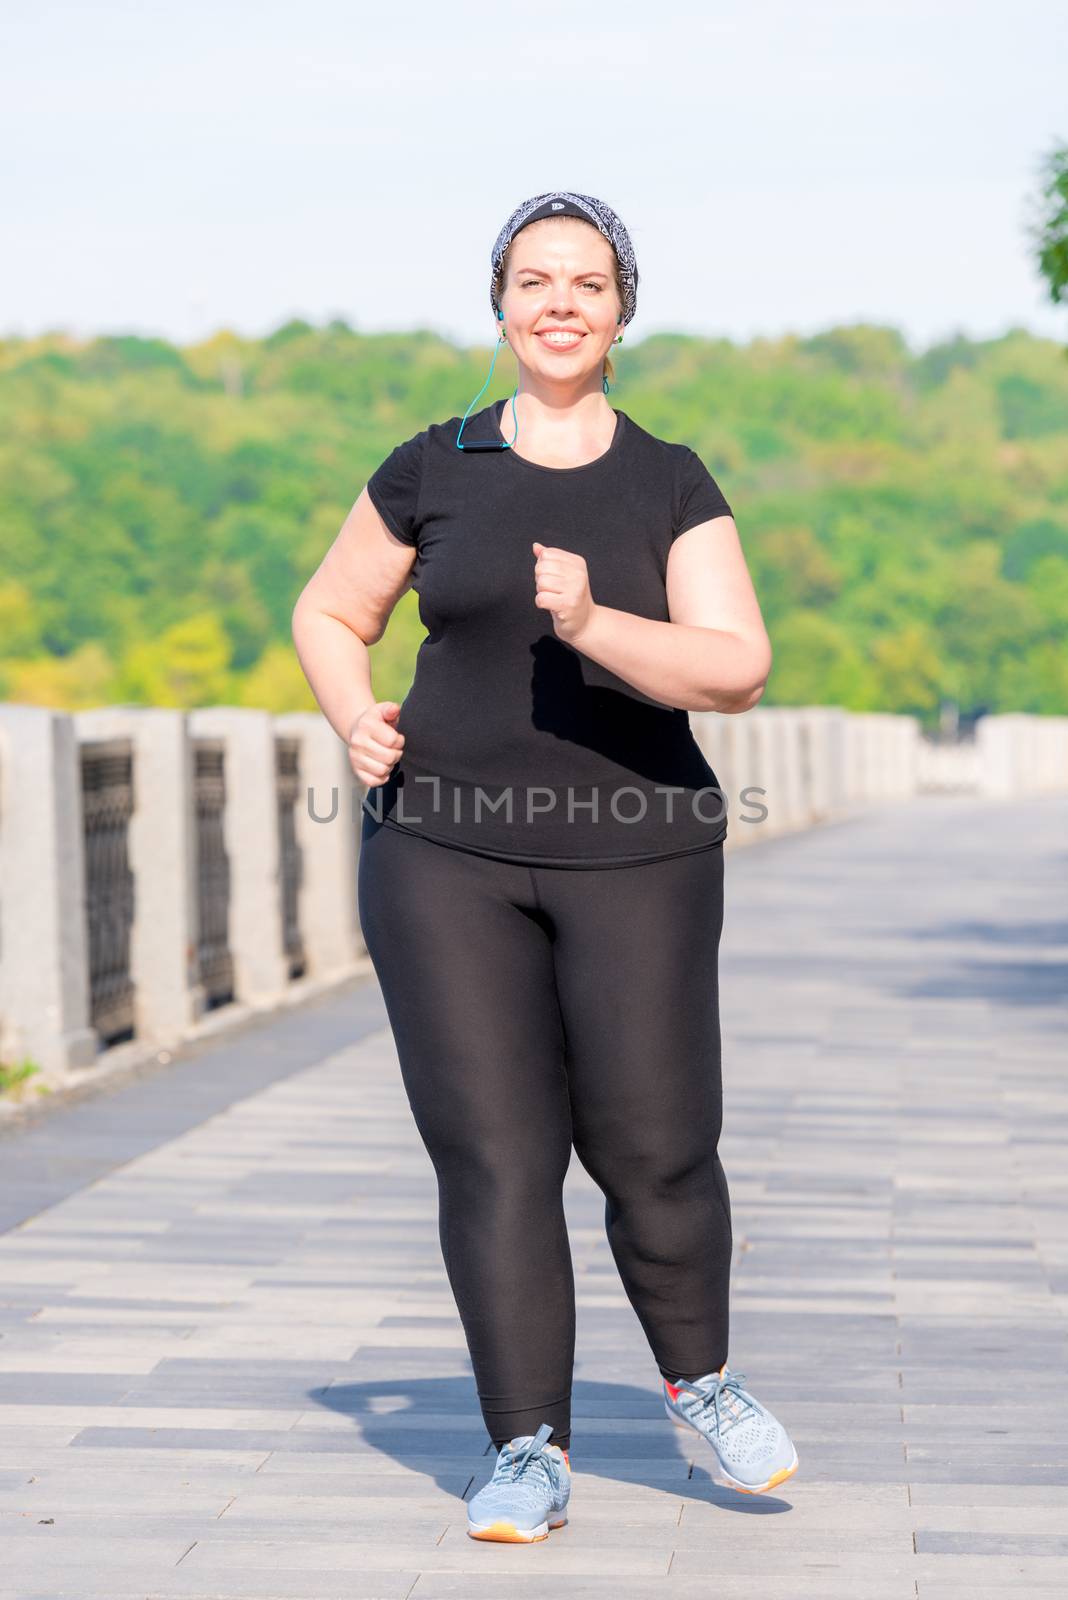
[467,1515,568,1542]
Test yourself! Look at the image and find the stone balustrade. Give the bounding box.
[1,703,1065,1087]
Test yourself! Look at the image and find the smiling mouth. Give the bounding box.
[535,331,586,349]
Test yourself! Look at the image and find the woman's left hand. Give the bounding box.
[532,541,598,646]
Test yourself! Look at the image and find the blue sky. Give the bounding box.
[5,0,1066,353]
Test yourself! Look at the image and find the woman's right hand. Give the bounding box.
[348,701,406,788]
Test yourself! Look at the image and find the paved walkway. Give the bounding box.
[0,793,1065,1599]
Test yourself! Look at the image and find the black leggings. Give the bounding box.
[356,818,732,1453]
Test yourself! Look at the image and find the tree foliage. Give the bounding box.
[1,319,1066,727]
[1030,140,1068,316]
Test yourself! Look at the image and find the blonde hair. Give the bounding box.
[495,219,624,388]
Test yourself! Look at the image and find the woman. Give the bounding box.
[292,190,797,1544]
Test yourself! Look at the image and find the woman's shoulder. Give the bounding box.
[616,409,700,467]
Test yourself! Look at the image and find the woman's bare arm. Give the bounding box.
[291,488,416,780]
[571,515,771,713]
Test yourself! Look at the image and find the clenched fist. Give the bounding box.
[532,541,597,645]
[348,701,405,788]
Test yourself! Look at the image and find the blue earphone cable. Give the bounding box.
[456,310,616,450]
[456,313,519,450]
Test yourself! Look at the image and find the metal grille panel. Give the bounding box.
[276,737,306,980]
[194,741,235,1008]
[81,742,136,1044]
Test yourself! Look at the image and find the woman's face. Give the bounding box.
[499,219,622,390]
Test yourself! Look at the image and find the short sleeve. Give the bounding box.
[672,448,733,540]
[366,430,427,547]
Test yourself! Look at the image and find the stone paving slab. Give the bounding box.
[408,1581,922,1600]
[0,980,390,1233]
[0,793,1065,1596]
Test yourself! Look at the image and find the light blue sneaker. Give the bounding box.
[664,1363,798,1494]
[466,1421,571,1542]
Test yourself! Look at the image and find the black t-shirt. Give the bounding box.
[362,399,733,868]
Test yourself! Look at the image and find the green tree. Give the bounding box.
[2,318,1065,727]
[765,612,879,709]
[869,623,945,718]
[118,615,234,706]
[1029,140,1068,329]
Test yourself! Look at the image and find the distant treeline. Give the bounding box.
[2,318,1066,726]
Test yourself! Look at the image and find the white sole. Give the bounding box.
[467,1513,568,1542]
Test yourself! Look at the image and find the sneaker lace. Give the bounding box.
[675,1369,759,1438]
[488,1423,563,1500]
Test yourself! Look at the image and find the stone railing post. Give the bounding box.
[275,712,363,973]
[0,706,96,1073]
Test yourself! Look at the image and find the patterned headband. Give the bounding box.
[490,191,639,329]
